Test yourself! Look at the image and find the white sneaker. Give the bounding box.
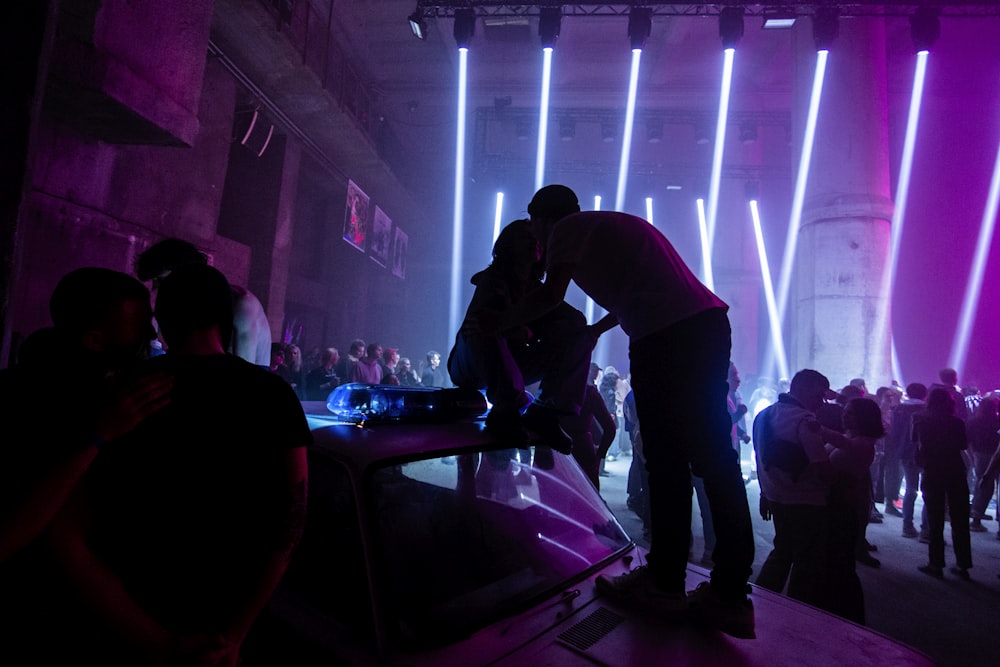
[595,565,688,617]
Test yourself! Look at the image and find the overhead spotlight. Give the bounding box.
[539,7,561,49]
[762,8,796,30]
[628,7,652,51]
[453,8,475,50]
[408,8,427,41]
[647,118,664,144]
[601,121,617,143]
[910,7,940,53]
[739,120,758,145]
[812,7,839,51]
[719,7,745,50]
[559,118,575,141]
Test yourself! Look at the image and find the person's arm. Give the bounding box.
[217,446,308,650]
[46,483,230,666]
[0,372,172,563]
[591,390,618,459]
[798,417,830,462]
[497,262,574,333]
[589,312,619,338]
[981,440,1000,487]
[822,426,849,450]
[826,435,875,474]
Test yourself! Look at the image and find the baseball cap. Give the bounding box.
[527,184,580,220]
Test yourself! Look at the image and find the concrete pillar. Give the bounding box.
[266,140,303,343]
[792,18,894,389]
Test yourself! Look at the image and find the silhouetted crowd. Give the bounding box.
[4,188,999,664]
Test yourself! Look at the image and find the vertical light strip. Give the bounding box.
[776,49,829,321]
[874,51,929,376]
[615,49,643,211]
[707,48,736,250]
[645,197,654,224]
[697,198,714,291]
[448,47,469,347]
[751,200,790,381]
[892,339,905,388]
[585,199,600,324]
[492,191,505,244]
[534,47,554,190]
[949,137,1000,375]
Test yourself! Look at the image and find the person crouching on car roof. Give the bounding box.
[447,218,616,454]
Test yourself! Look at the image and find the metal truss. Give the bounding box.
[414,2,1000,19]
[480,105,790,127]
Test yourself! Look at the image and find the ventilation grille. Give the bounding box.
[557,607,625,652]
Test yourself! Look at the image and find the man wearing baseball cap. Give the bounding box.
[489,184,755,638]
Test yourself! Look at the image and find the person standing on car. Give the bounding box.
[479,185,755,639]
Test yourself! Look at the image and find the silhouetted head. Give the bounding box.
[321,347,339,368]
[492,219,542,269]
[135,238,208,286]
[527,184,580,222]
[939,368,959,386]
[905,382,927,400]
[837,384,865,406]
[154,264,234,351]
[843,397,885,438]
[50,267,154,364]
[975,395,998,418]
[925,387,955,415]
[789,369,834,412]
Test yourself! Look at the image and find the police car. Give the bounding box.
[245,384,934,667]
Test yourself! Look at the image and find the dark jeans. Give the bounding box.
[922,476,972,569]
[902,460,921,526]
[826,501,865,624]
[448,305,592,414]
[971,452,998,518]
[756,501,828,608]
[883,451,903,505]
[630,308,754,599]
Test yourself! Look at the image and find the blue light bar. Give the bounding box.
[327,384,487,423]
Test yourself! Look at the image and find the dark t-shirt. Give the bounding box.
[84,353,311,634]
[913,411,967,483]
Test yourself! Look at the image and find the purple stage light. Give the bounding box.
[448,47,469,346]
[707,48,736,252]
[751,199,789,381]
[950,137,1000,376]
[874,52,929,378]
[697,197,714,291]
[615,49,643,211]
[535,47,554,190]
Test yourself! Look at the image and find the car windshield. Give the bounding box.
[370,446,631,647]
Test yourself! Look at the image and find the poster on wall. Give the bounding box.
[391,227,408,279]
[343,180,369,252]
[369,206,392,267]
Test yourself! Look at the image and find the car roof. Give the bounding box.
[302,398,496,471]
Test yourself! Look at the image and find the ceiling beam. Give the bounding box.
[413,2,1000,19]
